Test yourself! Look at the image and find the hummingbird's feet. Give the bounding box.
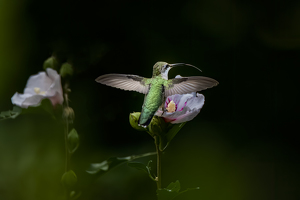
[161,107,167,116]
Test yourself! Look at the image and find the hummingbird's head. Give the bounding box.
[152,61,171,78]
[152,61,201,79]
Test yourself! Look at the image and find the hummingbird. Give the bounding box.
[95,61,218,127]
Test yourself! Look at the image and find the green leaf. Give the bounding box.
[68,129,79,154]
[86,152,156,176]
[157,180,199,200]
[128,162,148,173]
[160,122,187,151]
[0,106,22,120]
[128,160,156,181]
[166,180,181,193]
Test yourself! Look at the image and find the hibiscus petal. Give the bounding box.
[11,69,64,108]
[162,106,190,122]
[169,108,200,123]
[45,69,64,105]
[157,92,205,124]
[22,95,45,108]
[11,92,44,108]
[176,93,193,111]
[25,71,52,93]
[185,93,204,110]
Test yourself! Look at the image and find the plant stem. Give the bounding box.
[64,114,69,172]
[63,84,70,200]
[64,92,70,172]
[154,136,162,189]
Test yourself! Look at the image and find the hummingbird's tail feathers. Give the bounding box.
[170,63,202,72]
[95,74,150,94]
[138,108,155,127]
[165,76,219,97]
[138,117,152,128]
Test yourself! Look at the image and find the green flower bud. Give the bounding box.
[61,170,77,189]
[148,116,168,137]
[68,129,79,154]
[129,112,147,131]
[43,56,59,70]
[60,62,74,78]
[63,107,75,123]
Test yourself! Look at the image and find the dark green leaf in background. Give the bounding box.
[128,160,156,181]
[86,152,156,177]
[0,106,22,120]
[159,122,187,151]
[157,180,199,200]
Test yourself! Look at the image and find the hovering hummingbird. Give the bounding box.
[96,61,218,127]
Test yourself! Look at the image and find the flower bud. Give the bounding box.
[148,116,168,137]
[61,170,77,189]
[60,62,74,78]
[68,129,79,154]
[43,56,59,70]
[63,107,75,123]
[129,112,147,131]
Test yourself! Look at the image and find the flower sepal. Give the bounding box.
[129,112,148,132]
[129,112,188,151]
[148,115,168,138]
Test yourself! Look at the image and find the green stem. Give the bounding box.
[64,92,70,172]
[63,84,70,200]
[155,136,162,189]
[64,115,69,172]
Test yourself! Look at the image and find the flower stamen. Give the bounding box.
[166,100,176,113]
[34,87,46,95]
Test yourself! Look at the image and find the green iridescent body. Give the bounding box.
[139,76,168,125]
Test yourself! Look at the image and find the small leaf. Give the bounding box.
[166,180,181,193]
[157,180,199,200]
[128,162,148,173]
[160,122,187,151]
[68,129,79,154]
[128,160,156,181]
[0,106,22,120]
[86,152,156,177]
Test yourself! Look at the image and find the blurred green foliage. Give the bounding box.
[1,0,300,200]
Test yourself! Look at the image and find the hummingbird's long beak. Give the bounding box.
[170,63,202,72]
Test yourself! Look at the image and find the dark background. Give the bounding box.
[0,0,300,200]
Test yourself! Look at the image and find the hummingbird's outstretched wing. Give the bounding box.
[95,74,150,94]
[165,76,219,97]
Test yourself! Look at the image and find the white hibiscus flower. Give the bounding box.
[11,68,63,108]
